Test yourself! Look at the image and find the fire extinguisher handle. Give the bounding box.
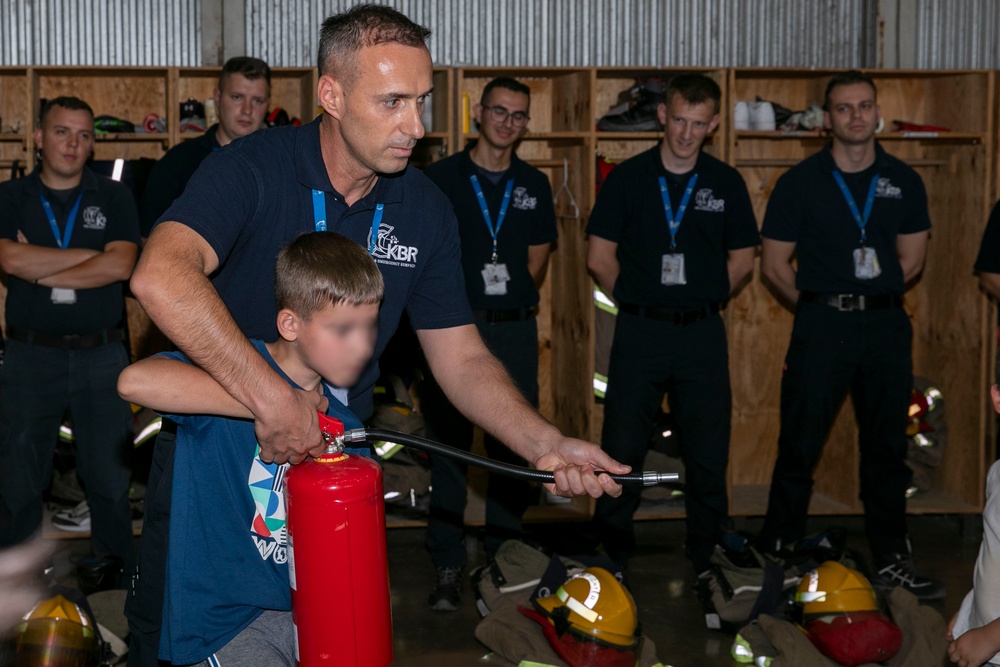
[349,428,679,486]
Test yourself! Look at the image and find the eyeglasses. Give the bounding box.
[483,105,531,127]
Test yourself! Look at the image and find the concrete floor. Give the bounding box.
[386,514,976,666]
[39,512,977,666]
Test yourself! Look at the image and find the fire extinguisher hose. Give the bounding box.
[345,428,678,487]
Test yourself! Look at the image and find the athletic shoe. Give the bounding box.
[51,500,90,533]
[872,553,946,601]
[428,566,463,612]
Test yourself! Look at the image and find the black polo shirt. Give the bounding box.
[0,168,140,335]
[159,115,473,419]
[586,146,759,309]
[975,200,1000,274]
[423,143,557,310]
[762,142,931,296]
[139,125,220,237]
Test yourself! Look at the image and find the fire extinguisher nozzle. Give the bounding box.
[343,428,368,443]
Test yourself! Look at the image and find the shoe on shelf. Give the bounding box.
[52,500,91,533]
[428,566,463,612]
[872,553,946,601]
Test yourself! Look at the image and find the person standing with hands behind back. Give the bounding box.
[421,77,557,611]
[585,73,759,575]
[757,70,943,600]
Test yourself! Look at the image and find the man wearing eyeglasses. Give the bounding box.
[420,77,557,611]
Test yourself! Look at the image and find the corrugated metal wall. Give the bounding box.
[913,0,1000,68]
[0,0,201,66]
[246,0,877,69]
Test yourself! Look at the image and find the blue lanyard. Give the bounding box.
[311,189,383,254]
[470,175,514,262]
[658,174,698,251]
[39,193,83,249]
[832,170,879,245]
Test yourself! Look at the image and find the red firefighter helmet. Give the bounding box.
[795,562,902,666]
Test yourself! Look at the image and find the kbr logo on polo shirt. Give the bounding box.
[82,206,107,230]
[876,177,902,199]
[512,186,537,210]
[694,188,725,213]
[369,222,418,268]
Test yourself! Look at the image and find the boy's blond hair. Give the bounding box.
[275,232,383,319]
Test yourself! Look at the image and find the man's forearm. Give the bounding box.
[422,327,559,464]
[1,244,98,282]
[131,260,292,417]
[38,245,136,289]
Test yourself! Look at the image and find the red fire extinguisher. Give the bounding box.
[284,414,393,666]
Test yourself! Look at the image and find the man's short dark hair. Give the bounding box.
[219,56,271,93]
[317,4,431,83]
[824,70,877,111]
[39,96,94,127]
[664,73,721,114]
[481,77,531,106]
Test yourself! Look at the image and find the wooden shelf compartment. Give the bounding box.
[731,68,994,136]
[456,67,593,136]
[33,67,170,130]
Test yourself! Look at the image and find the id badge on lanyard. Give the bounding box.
[832,170,882,280]
[471,176,514,295]
[659,174,697,286]
[39,192,82,304]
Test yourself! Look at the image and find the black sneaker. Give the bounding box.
[872,553,946,601]
[428,566,463,612]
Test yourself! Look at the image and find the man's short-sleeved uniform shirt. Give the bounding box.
[423,143,557,310]
[159,339,366,664]
[761,143,931,296]
[158,116,473,419]
[0,168,140,335]
[974,200,1000,275]
[139,124,220,237]
[586,146,759,309]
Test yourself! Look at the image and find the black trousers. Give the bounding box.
[758,301,913,558]
[424,317,540,567]
[592,312,731,572]
[125,422,175,666]
[0,340,134,573]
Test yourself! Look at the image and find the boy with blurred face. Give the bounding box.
[118,232,382,666]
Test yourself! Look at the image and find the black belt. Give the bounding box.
[471,307,536,323]
[799,291,902,312]
[7,327,124,350]
[619,302,721,325]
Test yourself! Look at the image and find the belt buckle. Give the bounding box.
[837,294,857,312]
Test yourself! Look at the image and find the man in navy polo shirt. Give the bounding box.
[586,73,759,574]
[757,70,943,599]
[139,56,271,239]
[0,97,139,578]
[421,77,557,611]
[126,6,627,663]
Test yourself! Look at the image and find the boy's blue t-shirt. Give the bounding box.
[158,339,366,664]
